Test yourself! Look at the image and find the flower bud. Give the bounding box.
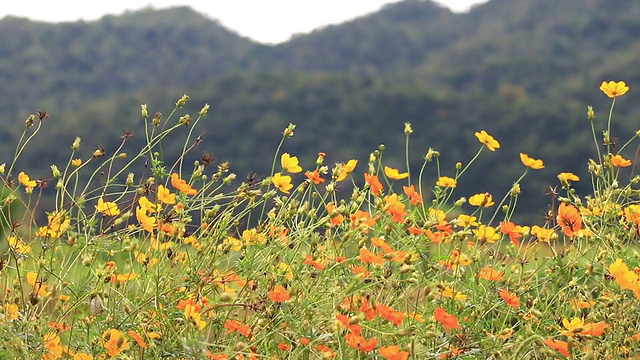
[587,105,595,121]
[199,103,210,116]
[404,122,413,135]
[176,94,189,107]
[141,104,149,119]
[72,137,81,151]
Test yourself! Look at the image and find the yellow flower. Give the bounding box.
[138,196,157,213]
[384,166,409,180]
[3,303,19,322]
[18,172,36,191]
[272,172,293,194]
[441,287,468,301]
[157,185,176,205]
[600,81,629,98]
[336,159,358,181]
[26,272,50,297]
[37,211,70,239]
[136,206,156,233]
[475,130,500,151]
[242,228,267,246]
[281,153,303,173]
[562,317,585,334]
[473,225,501,243]
[520,153,544,169]
[469,193,495,207]
[7,236,31,255]
[558,172,580,184]
[436,176,457,188]
[95,198,121,216]
[455,214,478,227]
[71,159,82,167]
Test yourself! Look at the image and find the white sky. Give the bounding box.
[0,1,488,44]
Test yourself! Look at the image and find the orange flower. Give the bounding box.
[557,203,582,237]
[378,345,410,360]
[478,266,505,281]
[101,329,130,357]
[376,304,405,326]
[345,333,378,352]
[224,319,251,337]
[403,185,423,205]
[359,248,384,266]
[364,173,383,196]
[303,255,326,270]
[611,154,632,167]
[336,313,363,335]
[545,337,570,357]
[305,170,325,184]
[499,221,524,245]
[326,202,345,226]
[519,153,544,169]
[600,80,629,98]
[371,237,394,253]
[268,285,290,302]
[384,194,407,222]
[498,289,520,308]
[170,173,197,196]
[580,321,608,337]
[43,332,63,360]
[434,307,460,330]
[278,342,292,351]
[127,330,147,349]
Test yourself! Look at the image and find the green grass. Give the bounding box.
[0,85,639,359]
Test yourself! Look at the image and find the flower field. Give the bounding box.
[1,83,640,359]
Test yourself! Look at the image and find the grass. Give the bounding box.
[0,84,639,359]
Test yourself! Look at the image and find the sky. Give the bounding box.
[1,1,488,44]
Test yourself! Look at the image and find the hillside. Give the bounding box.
[3,0,640,221]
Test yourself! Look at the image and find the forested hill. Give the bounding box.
[2,0,640,221]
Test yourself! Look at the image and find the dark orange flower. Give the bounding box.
[336,313,362,335]
[498,289,521,308]
[268,285,290,302]
[326,203,345,227]
[499,221,523,245]
[224,319,251,337]
[171,173,197,196]
[434,307,461,330]
[350,210,378,233]
[371,237,394,253]
[277,342,292,351]
[305,170,325,184]
[345,333,378,352]
[403,185,423,205]
[127,330,147,349]
[580,321,608,336]
[359,248,385,266]
[303,255,326,270]
[376,304,405,326]
[557,203,582,237]
[364,173,384,196]
[545,337,570,357]
[378,345,410,360]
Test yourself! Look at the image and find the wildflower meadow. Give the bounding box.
[2,82,640,359]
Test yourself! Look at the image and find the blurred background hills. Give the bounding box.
[2,0,640,222]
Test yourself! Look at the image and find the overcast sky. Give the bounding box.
[1,1,488,44]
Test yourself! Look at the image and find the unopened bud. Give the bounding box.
[176,94,189,108]
[199,103,210,116]
[141,104,149,118]
[404,122,413,135]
